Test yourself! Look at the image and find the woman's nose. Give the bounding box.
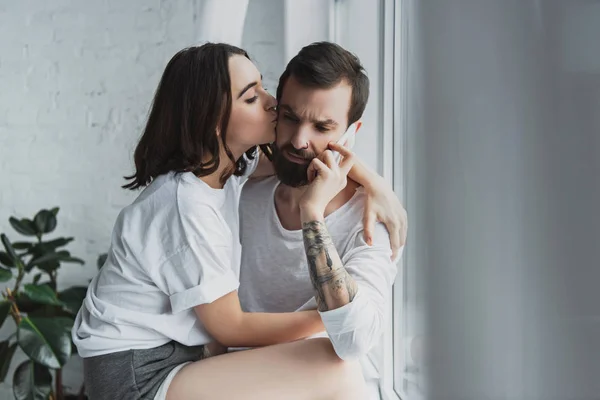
[265,93,277,112]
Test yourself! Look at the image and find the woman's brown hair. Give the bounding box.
[123,43,257,190]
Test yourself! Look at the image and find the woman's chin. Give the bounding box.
[261,132,276,144]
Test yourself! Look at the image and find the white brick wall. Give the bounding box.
[0,0,283,397]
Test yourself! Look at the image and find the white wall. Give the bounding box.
[283,0,331,63]
[0,0,284,397]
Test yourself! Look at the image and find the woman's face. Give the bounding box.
[225,55,277,156]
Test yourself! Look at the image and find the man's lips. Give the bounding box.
[284,151,309,164]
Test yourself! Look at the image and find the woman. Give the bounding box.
[73,43,404,400]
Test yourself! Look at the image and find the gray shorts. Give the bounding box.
[83,341,206,400]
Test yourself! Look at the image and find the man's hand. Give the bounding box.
[298,144,355,216]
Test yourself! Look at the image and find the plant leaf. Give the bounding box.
[0,266,12,282]
[41,237,74,250]
[50,207,59,216]
[0,300,11,329]
[0,251,15,267]
[97,253,108,270]
[17,316,72,369]
[27,252,66,268]
[8,218,38,237]
[12,242,33,250]
[33,261,59,274]
[1,234,25,270]
[23,284,63,306]
[32,273,42,285]
[33,210,57,235]
[12,360,52,400]
[28,250,84,271]
[58,287,87,315]
[0,341,18,383]
[61,256,84,265]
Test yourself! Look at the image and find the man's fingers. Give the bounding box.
[309,157,329,175]
[328,142,353,158]
[306,158,327,182]
[328,142,355,173]
[321,150,337,169]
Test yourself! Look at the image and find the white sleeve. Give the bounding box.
[318,223,401,360]
[153,208,239,314]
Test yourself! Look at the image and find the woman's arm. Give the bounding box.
[334,143,407,260]
[194,291,324,348]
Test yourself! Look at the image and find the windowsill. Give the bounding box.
[380,386,402,400]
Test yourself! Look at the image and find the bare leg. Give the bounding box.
[167,338,366,400]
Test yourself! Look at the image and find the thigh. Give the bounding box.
[166,338,365,400]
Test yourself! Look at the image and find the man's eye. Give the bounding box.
[283,114,298,122]
[245,96,258,104]
[316,125,329,133]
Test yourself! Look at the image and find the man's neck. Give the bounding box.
[275,179,360,231]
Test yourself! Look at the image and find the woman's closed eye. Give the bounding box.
[245,95,258,104]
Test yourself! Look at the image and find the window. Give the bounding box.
[285,1,421,398]
[389,1,425,399]
[332,1,423,399]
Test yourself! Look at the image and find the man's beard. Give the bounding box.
[272,144,316,188]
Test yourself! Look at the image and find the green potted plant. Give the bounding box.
[0,207,98,400]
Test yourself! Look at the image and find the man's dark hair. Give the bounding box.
[276,41,370,126]
[123,43,256,190]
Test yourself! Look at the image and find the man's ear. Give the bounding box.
[355,121,363,134]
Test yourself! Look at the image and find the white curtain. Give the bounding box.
[406,0,600,398]
[197,0,249,46]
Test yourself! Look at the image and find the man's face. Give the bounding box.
[273,75,352,187]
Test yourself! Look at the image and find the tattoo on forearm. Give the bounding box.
[302,220,358,312]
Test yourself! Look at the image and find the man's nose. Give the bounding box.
[290,127,310,150]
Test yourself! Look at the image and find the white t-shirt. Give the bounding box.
[238,176,401,378]
[73,155,258,358]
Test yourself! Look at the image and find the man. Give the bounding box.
[239,42,402,399]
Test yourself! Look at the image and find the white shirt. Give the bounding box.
[238,176,400,376]
[73,155,258,358]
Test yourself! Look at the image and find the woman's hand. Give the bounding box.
[363,178,407,260]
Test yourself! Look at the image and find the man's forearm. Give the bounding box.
[300,212,358,312]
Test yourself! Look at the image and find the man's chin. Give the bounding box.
[273,156,309,187]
